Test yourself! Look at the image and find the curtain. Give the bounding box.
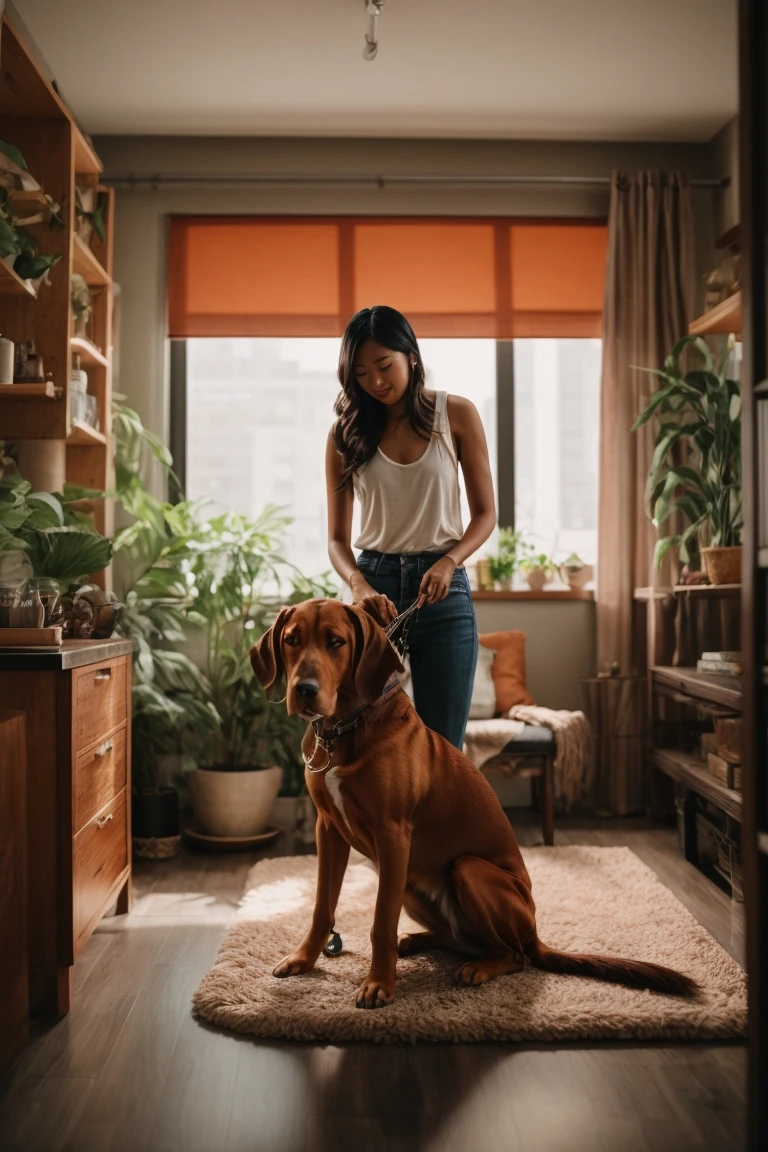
[597,171,695,813]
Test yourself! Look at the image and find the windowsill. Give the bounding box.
[471,588,594,601]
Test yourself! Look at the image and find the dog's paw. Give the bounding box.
[454,960,492,986]
[355,977,395,1009]
[397,933,415,957]
[272,953,315,978]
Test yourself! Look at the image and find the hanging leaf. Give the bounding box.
[0,141,29,171]
[23,526,112,582]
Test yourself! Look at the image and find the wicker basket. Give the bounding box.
[132,834,181,860]
[701,546,742,586]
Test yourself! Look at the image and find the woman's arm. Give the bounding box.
[325,431,397,621]
[418,395,497,604]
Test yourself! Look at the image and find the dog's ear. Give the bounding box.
[345,604,404,704]
[250,605,295,701]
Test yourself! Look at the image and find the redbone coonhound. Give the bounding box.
[250,599,697,1009]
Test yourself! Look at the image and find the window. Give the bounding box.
[182,336,600,582]
[513,339,601,564]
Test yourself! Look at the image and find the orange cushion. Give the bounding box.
[478,631,535,713]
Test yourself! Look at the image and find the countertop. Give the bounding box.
[0,637,133,671]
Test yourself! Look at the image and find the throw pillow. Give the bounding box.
[468,644,496,719]
[478,630,535,713]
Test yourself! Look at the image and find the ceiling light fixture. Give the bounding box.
[363,0,385,62]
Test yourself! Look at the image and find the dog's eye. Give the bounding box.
[327,636,345,649]
[284,632,299,647]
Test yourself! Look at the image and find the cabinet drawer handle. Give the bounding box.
[93,670,112,683]
[96,813,114,829]
[94,740,114,758]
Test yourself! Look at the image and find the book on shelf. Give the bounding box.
[700,732,719,761]
[714,716,742,763]
[707,752,742,791]
[697,656,743,675]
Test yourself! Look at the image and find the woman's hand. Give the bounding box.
[418,556,458,605]
[349,572,398,624]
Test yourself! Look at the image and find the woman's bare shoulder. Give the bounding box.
[446,393,480,430]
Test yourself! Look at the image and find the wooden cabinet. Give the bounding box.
[0,639,132,1015]
[0,711,28,1073]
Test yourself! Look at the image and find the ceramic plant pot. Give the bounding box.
[701,546,742,586]
[188,765,282,838]
[525,568,548,593]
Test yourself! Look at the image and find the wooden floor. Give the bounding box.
[0,812,746,1152]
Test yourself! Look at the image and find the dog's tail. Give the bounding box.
[527,936,698,997]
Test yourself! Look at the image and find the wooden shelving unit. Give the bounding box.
[0,382,59,400]
[68,420,107,447]
[688,290,742,337]
[650,745,742,823]
[649,664,743,896]
[0,11,115,571]
[69,335,109,369]
[0,258,38,298]
[72,235,111,287]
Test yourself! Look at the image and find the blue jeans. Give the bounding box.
[355,549,478,749]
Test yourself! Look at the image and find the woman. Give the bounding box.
[326,305,496,748]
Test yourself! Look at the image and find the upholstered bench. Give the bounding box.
[466,721,556,846]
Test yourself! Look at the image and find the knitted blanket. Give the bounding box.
[463,706,591,811]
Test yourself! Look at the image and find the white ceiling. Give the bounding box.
[13,0,738,142]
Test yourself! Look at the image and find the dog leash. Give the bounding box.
[384,595,420,656]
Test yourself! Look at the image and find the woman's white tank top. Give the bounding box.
[352,391,464,554]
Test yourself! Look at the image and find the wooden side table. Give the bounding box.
[0,639,133,1015]
[0,711,28,1072]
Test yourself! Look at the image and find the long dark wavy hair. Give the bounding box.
[333,305,435,488]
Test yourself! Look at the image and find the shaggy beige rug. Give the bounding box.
[192,847,746,1043]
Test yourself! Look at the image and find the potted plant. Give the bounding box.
[70,273,92,338]
[632,335,742,585]
[74,186,106,247]
[0,467,112,585]
[485,527,522,591]
[559,552,593,589]
[519,551,557,592]
[0,144,64,287]
[179,508,337,840]
[109,398,336,847]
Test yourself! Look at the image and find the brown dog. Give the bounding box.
[250,599,696,1009]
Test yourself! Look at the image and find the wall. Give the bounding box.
[473,597,595,712]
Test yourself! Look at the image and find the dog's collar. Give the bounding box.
[303,678,402,774]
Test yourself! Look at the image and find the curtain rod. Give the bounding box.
[103,172,729,191]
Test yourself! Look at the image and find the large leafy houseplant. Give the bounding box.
[0,468,112,581]
[632,336,742,570]
[110,398,336,800]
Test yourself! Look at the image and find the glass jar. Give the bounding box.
[23,577,61,626]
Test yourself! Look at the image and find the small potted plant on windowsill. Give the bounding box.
[559,552,593,589]
[485,527,523,591]
[519,552,558,592]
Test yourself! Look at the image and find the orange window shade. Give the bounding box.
[168,218,340,337]
[168,217,607,340]
[353,222,497,324]
[510,224,608,314]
